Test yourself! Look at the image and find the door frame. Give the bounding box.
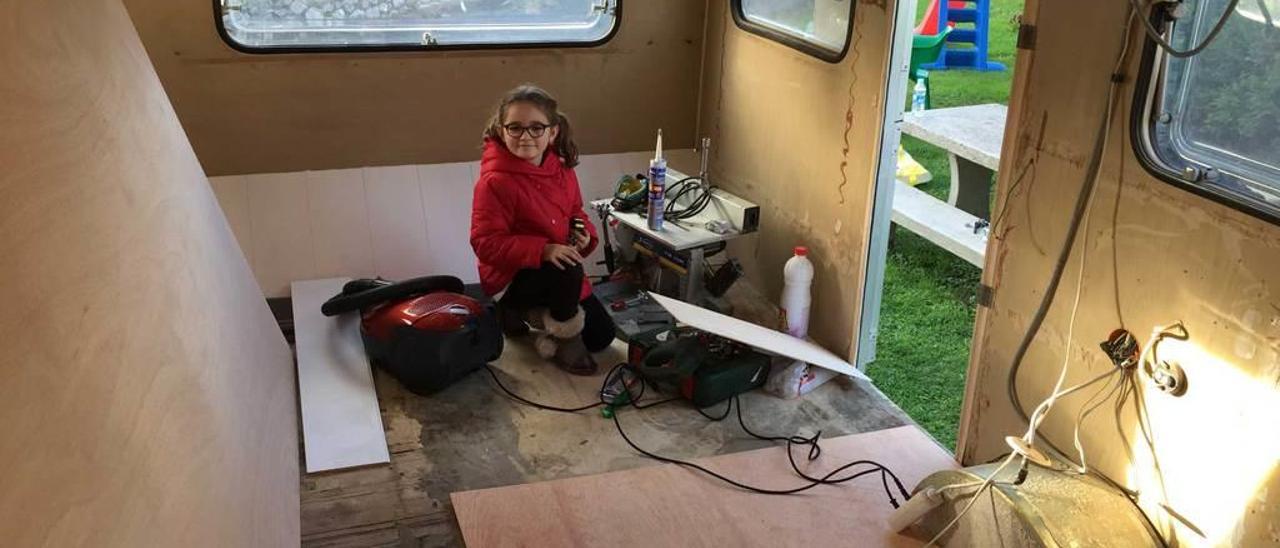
[954,0,1039,462]
[855,0,919,369]
[855,0,1041,463]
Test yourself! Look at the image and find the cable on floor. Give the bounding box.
[483,362,910,508]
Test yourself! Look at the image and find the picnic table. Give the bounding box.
[891,103,1007,269]
[902,103,1006,220]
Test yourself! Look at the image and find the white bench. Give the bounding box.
[901,103,1006,220]
[891,180,987,268]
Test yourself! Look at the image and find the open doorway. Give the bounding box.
[861,0,1024,450]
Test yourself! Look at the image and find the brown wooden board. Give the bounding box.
[451,425,955,547]
[120,0,705,176]
[0,0,299,544]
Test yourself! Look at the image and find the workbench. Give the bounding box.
[592,169,755,303]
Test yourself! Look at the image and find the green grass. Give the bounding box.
[866,0,1023,450]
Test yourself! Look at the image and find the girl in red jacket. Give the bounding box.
[470,85,615,375]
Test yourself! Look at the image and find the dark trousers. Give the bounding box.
[501,263,616,353]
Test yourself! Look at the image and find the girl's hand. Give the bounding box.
[571,228,591,253]
[542,244,583,270]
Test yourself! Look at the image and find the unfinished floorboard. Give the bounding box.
[301,332,920,546]
[452,425,955,547]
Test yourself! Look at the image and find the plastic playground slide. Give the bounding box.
[914,0,966,35]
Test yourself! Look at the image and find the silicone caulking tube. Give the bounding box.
[647,129,667,231]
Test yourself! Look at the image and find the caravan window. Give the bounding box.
[732,0,853,62]
[217,0,620,52]
[1136,0,1280,221]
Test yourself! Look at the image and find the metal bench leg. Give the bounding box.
[948,154,993,220]
[683,246,705,303]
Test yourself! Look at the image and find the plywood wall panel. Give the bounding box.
[120,0,707,176]
[697,0,894,358]
[962,1,1280,545]
[0,1,298,544]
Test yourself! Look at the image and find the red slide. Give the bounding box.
[914,0,965,35]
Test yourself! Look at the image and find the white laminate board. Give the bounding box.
[419,162,479,283]
[247,171,315,298]
[292,278,389,473]
[208,175,255,271]
[307,169,376,279]
[364,165,432,281]
[650,293,871,381]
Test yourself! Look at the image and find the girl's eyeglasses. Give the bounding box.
[503,123,552,138]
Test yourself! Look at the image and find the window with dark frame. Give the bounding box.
[731,0,854,62]
[1134,0,1280,222]
[217,0,620,52]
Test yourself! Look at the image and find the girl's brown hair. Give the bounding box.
[483,84,580,168]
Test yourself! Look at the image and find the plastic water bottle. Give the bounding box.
[912,77,927,114]
[782,246,814,338]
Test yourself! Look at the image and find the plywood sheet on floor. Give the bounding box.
[451,425,953,547]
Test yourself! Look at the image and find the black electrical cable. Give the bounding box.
[731,395,911,503]
[695,398,734,421]
[484,363,678,414]
[639,394,909,504]
[611,405,906,501]
[881,470,899,509]
[484,361,910,507]
[483,364,604,413]
[664,176,717,221]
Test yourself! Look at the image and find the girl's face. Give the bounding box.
[500,102,559,165]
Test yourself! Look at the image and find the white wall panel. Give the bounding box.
[214,152,684,297]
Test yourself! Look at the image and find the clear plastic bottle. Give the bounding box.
[912,77,927,114]
[782,246,813,338]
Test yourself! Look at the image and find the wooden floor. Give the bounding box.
[452,426,956,547]
[299,321,931,546]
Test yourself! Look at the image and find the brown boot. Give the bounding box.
[541,307,584,339]
[552,336,598,375]
[538,307,597,375]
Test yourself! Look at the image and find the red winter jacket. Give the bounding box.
[470,138,599,299]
